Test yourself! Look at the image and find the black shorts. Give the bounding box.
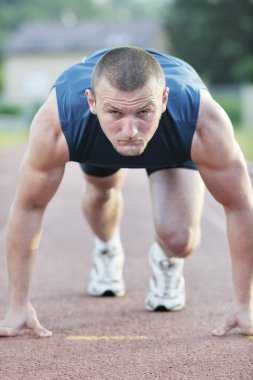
[80,160,197,177]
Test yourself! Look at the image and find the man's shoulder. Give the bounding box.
[54,62,92,125]
[146,50,207,95]
[55,62,91,89]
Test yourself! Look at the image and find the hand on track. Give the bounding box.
[0,302,52,338]
[212,303,253,337]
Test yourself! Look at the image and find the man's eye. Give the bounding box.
[109,110,120,115]
[138,110,149,115]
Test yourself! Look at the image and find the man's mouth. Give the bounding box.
[116,139,144,146]
[113,138,148,156]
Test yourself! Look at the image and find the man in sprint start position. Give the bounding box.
[0,46,253,337]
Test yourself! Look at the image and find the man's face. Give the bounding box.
[86,78,169,156]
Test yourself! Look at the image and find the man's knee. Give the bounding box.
[156,225,200,258]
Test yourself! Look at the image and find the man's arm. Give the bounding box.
[0,90,69,337]
[192,89,253,336]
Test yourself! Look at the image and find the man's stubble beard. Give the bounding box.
[112,139,148,157]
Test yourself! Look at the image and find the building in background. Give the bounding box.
[2,19,167,105]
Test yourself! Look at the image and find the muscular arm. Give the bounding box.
[192,89,253,336]
[0,90,69,337]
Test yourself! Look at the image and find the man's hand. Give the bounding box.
[212,302,253,336]
[0,302,52,338]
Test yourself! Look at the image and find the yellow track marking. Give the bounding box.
[246,336,253,339]
[67,335,147,341]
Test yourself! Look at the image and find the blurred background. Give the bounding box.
[0,0,252,158]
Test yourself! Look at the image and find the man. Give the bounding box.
[0,47,252,338]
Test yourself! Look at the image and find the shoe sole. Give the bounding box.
[153,304,185,312]
[145,301,185,312]
[88,289,125,297]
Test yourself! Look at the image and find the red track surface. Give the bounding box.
[0,144,252,379]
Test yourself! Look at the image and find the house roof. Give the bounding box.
[2,19,165,55]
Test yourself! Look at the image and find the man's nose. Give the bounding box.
[122,116,138,139]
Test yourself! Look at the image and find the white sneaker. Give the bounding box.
[88,244,125,297]
[145,242,185,311]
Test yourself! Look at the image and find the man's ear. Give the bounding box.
[162,87,169,112]
[85,89,97,114]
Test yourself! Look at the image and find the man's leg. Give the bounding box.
[145,168,205,311]
[81,167,128,296]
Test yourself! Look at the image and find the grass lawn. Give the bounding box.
[234,128,253,161]
[0,129,29,147]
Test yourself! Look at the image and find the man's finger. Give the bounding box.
[239,326,253,336]
[29,318,52,338]
[211,321,237,336]
[34,324,53,338]
[25,309,52,337]
[0,326,21,337]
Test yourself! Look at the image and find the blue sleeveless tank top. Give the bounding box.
[54,48,207,168]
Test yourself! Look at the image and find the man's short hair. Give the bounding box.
[91,46,165,92]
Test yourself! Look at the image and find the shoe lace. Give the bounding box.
[156,259,178,297]
[96,248,118,282]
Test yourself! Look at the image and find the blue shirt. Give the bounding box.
[54,48,207,168]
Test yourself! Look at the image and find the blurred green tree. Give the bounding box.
[165,0,253,84]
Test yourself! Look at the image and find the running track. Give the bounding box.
[0,144,252,380]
